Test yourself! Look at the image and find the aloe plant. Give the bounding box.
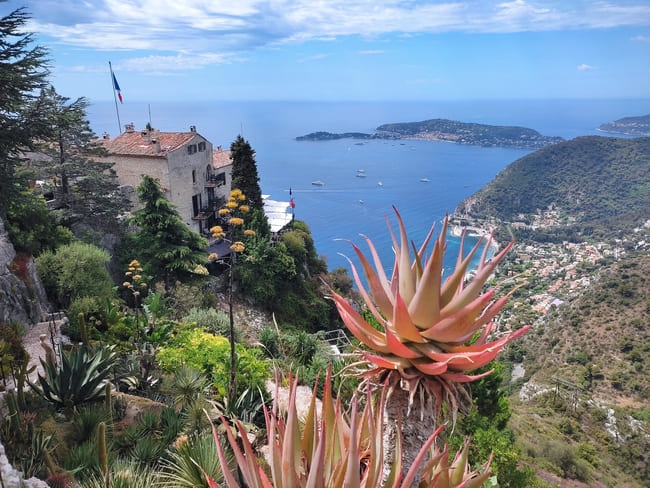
[28,344,116,414]
[202,370,492,487]
[328,208,529,475]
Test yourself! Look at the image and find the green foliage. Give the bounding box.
[35,241,114,308]
[161,365,212,410]
[5,189,72,255]
[66,296,102,342]
[0,325,28,362]
[230,135,264,210]
[29,86,130,230]
[160,432,228,488]
[0,8,49,219]
[82,459,161,488]
[130,175,207,289]
[156,328,269,398]
[181,307,233,337]
[69,405,111,445]
[461,136,650,237]
[28,344,116,413]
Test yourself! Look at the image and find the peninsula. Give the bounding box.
[296,118,564,149]
[597,114,650,136]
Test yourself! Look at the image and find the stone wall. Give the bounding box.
[0,217,50,327]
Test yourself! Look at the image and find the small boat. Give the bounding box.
[356,173,367,178]
[311,180,325,186]
[377,181,383,186]
[359,199,364,204]
[420,177,430,182]
[357,169,366,173]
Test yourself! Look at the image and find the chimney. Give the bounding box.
[151,137,161,153]
[125,123,135,133]
[102,132,110,140]
[190,125,196,132]
[217,145,222,152]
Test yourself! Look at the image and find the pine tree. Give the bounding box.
[230,135,264,210]
[131,175,207,290]
[30,86,129,230]
[0,8,49,218]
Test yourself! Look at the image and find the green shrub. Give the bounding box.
[181,307,233,338]
[66,296,102,342]
[156,329,269,398]
[35,241,114,308]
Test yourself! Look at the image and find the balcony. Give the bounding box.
[192,206,212,220]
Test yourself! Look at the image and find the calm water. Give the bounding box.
[87,99,650,274]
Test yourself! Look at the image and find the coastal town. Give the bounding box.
[452,207,650,331]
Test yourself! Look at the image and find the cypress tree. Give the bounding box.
[230,135,264,210]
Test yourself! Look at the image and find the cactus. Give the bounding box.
[98,421,109,488]
[15,359,35,410]
[78,312,89,347]
[5,389,24,442]
[104,382,113,426]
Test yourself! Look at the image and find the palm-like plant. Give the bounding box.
[328,208,529,472]
[29,344,116,415]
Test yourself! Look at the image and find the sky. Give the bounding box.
[2,0,650,102]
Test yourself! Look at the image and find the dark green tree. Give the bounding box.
[131,175,207,290]
[29,86,129,231]
[230,135,263,210]
[0,8,49,218]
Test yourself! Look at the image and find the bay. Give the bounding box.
[87,99,650,275]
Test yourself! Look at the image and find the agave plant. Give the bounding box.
[202,370,492,487]
[328,208,529,472]
[28,344,116,415]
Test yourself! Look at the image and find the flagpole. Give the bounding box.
[109,61,122,134]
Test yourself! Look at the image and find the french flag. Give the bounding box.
[112,72,123,103]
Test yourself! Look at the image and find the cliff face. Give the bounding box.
[0,217,50,327]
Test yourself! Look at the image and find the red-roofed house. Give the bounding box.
[101,124,232,235]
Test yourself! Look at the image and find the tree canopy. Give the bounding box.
[29,86,129,230]
[230,135,264,210]
[0,8,49,218]
[130,175,207,290]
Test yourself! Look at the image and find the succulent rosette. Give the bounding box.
[330,207,530,418]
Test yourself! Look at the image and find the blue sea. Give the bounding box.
[87,99,650,275]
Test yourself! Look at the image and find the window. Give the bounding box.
[192,169,196,183]
[187,144,197,155]
[198,141,206,152]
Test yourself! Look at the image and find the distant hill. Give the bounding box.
[376,118,564,149]
[456,136,650,238]
[598,114,650,136]
[296,118,563,149]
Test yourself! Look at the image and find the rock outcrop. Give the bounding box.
[0,217,50,327]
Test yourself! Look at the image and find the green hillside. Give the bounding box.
[457,136,650,239]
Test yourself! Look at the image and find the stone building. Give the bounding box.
[101,124,232,235]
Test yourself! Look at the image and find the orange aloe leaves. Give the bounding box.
[345,396,361,488]
[385,326,424,359]
[349,241,394,316]
[344,255,391,327]
[407,238,443,329]
[330,292,389,353]
[420,290,495,343]
[410,357,449,375]
[362,352,414,370]
[392,292,427,343]
[442,240,514,317]
[439,236,482,308]
[392,206,416,304]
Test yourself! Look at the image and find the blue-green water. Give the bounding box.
[87,98,650,274]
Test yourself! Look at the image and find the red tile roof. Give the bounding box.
[213,149,232,169]
[101,130,196,157]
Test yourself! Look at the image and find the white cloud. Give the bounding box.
[577,63,595,71]
[631,35,650,42]
[22,0,650,73]
[359,50,385,55]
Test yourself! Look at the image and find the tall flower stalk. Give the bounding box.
[328,207,529,475]
[208,189,256,407]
